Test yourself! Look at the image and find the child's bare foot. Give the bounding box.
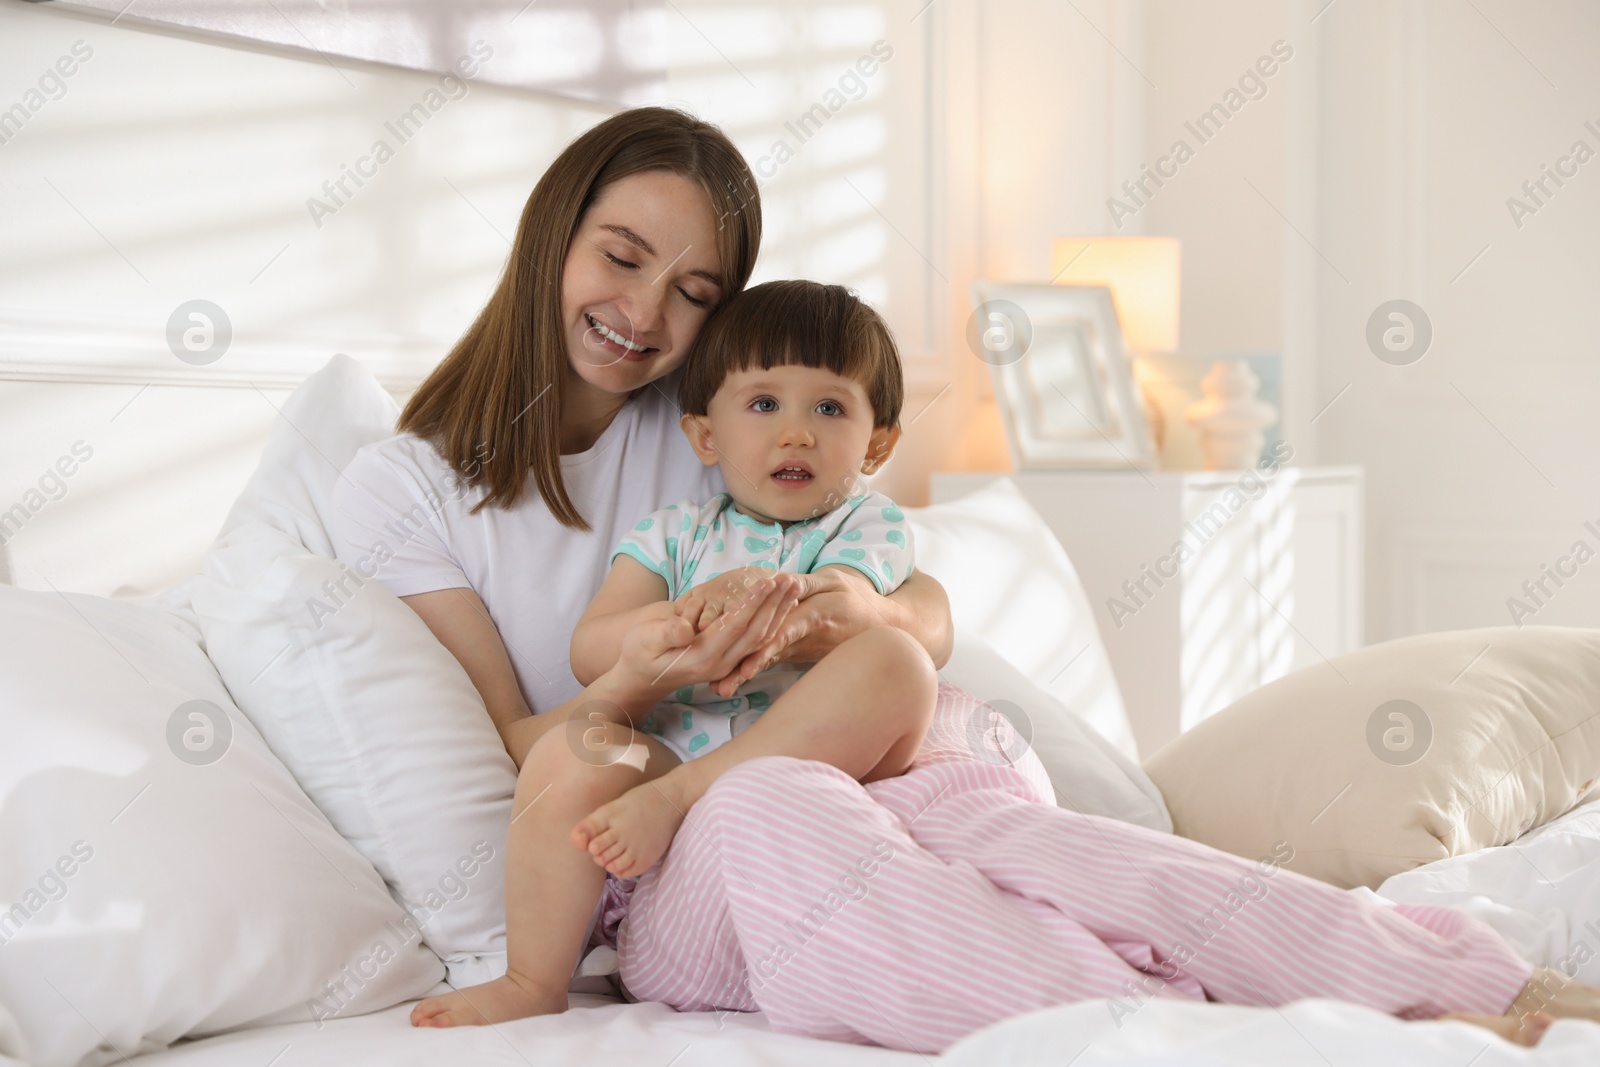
[409,972,566,1027]
[572,774,690,878]
[1439,1010,1553,1046]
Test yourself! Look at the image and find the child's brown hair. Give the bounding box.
[677,280,903,428]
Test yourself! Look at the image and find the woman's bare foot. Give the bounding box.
[572,773,691,878]
[1509,967,1600,1023]
[410,972,567,1027]
[1439,1010,1553,1046]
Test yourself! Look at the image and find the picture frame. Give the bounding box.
[968,280,1158,470]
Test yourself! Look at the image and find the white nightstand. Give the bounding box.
[931,467,1364,758]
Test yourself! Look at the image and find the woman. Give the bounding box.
[331,105,951,1024]
[331,106,1582,1051]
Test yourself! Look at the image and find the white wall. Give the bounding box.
[9,0,1596,647]
[978,0,1600,643]
[659,0,958,502]
[0,0,965,596]
[929,0,1147,474]
[1137,0,1292,361]
[1310,0,1600,640]
[0,0,604,595]
[0,0,1047,596]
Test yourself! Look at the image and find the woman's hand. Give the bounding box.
[675,566,797,632]
[610,573,801,708]
[707,567,884,696]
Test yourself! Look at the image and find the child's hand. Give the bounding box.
[675,568,803,633]
[673,585,720,633]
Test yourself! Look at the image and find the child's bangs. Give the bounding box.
[679,279,903,426]
[730,301,867,381]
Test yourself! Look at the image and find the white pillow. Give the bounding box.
[192,523,516,984]
[215,353,404,558]
[906,478,1138,759]
[0,584,441,1067]
[940,629,1170,831]
[187,355,518,986]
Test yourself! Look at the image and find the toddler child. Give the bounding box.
[413,279,939,1026]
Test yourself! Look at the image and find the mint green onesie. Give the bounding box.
[610,490,913,762]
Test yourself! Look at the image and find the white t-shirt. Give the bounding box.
[328,372,724,715]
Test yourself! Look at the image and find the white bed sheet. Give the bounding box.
[123,994,912,1067]
[114,800,1600,1067]
[117,984,1600,1067]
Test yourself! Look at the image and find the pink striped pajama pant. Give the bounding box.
[612,681,1533,1053]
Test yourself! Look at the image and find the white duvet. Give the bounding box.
[1376,794,1600,988]
[76,796,1600,1067]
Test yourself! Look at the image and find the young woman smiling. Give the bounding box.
[329,105,954,1025]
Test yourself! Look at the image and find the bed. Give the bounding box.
[4,355,1600,1066]
[38,797,1600,1067]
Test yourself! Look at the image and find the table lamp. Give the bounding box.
[1049,236,1180,356]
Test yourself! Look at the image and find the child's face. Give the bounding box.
[681,364,901,524]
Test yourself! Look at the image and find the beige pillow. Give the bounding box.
[1143,627,1600,889]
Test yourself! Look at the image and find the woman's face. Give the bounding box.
[560,169,725,397]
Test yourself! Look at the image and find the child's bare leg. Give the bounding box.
[574,625,936,877]
[411,717,680,1027]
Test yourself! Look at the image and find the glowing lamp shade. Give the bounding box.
[1050,236,1180,355]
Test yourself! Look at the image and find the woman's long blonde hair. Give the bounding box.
[398,107,762,530]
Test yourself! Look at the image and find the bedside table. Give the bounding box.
[930,467,1364,758]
